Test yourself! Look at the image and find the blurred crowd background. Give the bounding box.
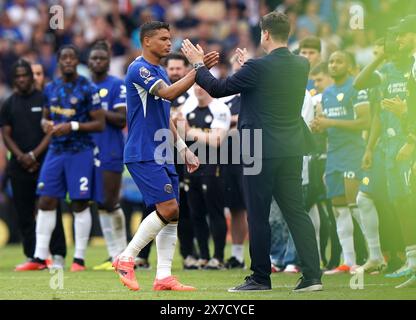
[1,0,416,247]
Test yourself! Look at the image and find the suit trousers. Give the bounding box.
[242,156,321,286]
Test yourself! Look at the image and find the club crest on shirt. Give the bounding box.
[387,128,396,137]
[164,184,173,194]
[140,66,151,79]
[70,96,78,104]
[177,95,186,105]
[205,115,213,123]
[336,93,344,102]
[99,88,108,98]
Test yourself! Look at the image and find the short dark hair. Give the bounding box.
[310,62,329,76]
[260,11,290,42]
[57,44,80,60]
[164,52,189,67]
[331,50,356,68]
[11,59,33,81]
[140,21,170,43]
[90,40,111,54]
[299,36,322,53]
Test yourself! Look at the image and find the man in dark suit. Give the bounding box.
[181,11,322,292]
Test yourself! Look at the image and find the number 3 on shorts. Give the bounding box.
[80,177,89,191]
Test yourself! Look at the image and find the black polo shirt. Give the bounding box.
[0,89,46,171]
[182,99,230,177]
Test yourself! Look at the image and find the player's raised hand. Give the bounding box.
[181,148,199,173]
[203,51,220,69]
[235,48,249,66]
[181,39,204,65]
[52,123,72,137]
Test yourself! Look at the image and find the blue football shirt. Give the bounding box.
[124,56,172,163]
[44,75,102,153]
[322,77,368,173]
[92,75,126,163]
[376,62,410,164]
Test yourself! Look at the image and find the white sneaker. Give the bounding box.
[197,259,208,269]
[183,256,199,270]
[353,259,387,275]
[203,258,225,270]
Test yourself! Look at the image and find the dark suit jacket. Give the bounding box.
[196,47,314,159]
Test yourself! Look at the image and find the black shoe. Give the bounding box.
[292,277,323,293]
[228,276,271,292]
[225,256,245,269]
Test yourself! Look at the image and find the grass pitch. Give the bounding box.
[0,244,415,300]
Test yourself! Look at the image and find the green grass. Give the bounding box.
[0,244,415,300]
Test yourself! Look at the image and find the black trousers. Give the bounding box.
[177,183,196,259]
[243,156,321,286]
[187,175,227,261]
[10,170,66,258]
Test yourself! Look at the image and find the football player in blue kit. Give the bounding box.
[311,51,384,275]
[112,21,218,291]
[87,41,129,271]
[355,42,414,275]
[31,45,105,271]
[384,15,416,288]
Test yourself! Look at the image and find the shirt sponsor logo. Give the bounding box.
[31,106,42,112]
[324,106,347,117]
[50,105,76,117]
[387,82,407,94]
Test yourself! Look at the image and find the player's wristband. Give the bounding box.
[70,121,80,131]
[175,138,187,153]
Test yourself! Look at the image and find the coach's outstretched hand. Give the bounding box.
[235,48,249,66]
[181,147,200,173]
[182,39,219,69]
[181,39,204,65]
